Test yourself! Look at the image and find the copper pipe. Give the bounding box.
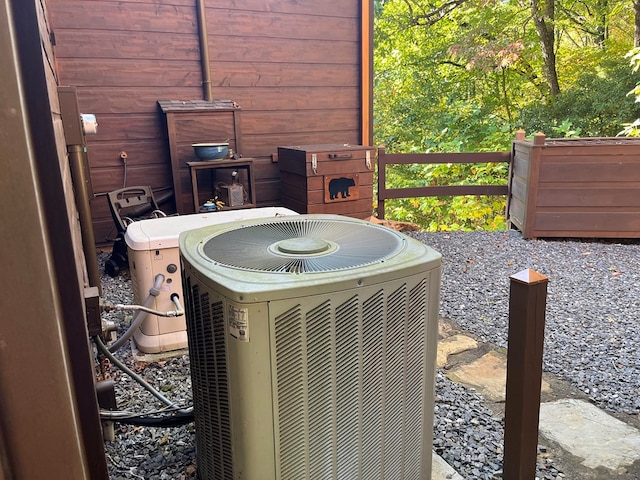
[68,144,102,295]
[196,0,213,101]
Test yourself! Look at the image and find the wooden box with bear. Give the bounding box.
[277,144,375,219]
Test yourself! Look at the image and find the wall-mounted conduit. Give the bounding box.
[196,0,213,101]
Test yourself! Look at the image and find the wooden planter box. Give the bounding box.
[508,134,640,239]
[278,144,375,219]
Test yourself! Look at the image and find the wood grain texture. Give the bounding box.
[278,145,374,218]
[508,138,640,238]
[48,0,366,243]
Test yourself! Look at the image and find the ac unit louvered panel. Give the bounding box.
[183,279,234,480]
[361,290,385,480]
[307,300,334,480]
[273,279,430,479]
[274,306,306,479]
[335,295,361,479]
[383,284,408,480]
[404,279,429,479]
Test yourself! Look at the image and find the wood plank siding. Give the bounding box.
[47,0,370,245]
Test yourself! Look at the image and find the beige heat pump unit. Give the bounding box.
[124,207,297,353]
[179,214,442,479]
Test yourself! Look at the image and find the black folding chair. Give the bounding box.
[104,186,167,277]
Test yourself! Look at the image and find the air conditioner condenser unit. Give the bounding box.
[123,207,298,353]
[180,214,442,479]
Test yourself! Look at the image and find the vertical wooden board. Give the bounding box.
[507,197,526,231]
[523,144,542,238]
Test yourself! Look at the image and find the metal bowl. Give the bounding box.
[192,143,229,161]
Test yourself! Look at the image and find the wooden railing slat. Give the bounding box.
[380,185,509,200]
[376,146,512,219]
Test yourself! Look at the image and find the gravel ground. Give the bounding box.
[409,230,640,416]
[98,230,640,479]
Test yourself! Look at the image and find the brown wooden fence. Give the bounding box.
[376,146,512,219]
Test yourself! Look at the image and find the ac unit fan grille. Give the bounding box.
[202,217,404,273]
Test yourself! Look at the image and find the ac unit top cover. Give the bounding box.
[179,214,441,303]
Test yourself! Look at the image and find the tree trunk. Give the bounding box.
[635,0,640,47]
[531,0,560,98]
[595,0,608,47]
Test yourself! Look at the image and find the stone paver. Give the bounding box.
[446,350,550,402]
[434,320,640,478]
[432,451,464,480]
[436,334,478,367]
[539,399,640,471]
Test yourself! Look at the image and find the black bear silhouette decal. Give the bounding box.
[328,177,356,200]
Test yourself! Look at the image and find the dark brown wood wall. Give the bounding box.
[48,0,365,245]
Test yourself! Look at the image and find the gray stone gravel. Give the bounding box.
[98,229,640,479]
[408,230,640,416]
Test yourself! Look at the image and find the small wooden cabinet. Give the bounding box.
[278,144,375,219]
[188,159,256,212]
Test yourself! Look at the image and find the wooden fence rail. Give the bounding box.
[376,146,512,219]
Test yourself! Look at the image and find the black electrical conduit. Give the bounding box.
[95,336,194,426]
[96,274,193,426]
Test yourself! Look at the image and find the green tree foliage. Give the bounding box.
[520,57,640,136]
[620,46,640,135]
[374,0,639,231]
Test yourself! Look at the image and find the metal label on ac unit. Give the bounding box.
[228,304,250,342]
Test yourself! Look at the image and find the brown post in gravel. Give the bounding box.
[503,269,549,479]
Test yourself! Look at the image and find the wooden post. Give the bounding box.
[533,132,546,145]
[377,146,386,219]
[503,269,549,480]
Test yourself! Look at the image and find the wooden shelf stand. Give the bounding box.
[187,159,256,212]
